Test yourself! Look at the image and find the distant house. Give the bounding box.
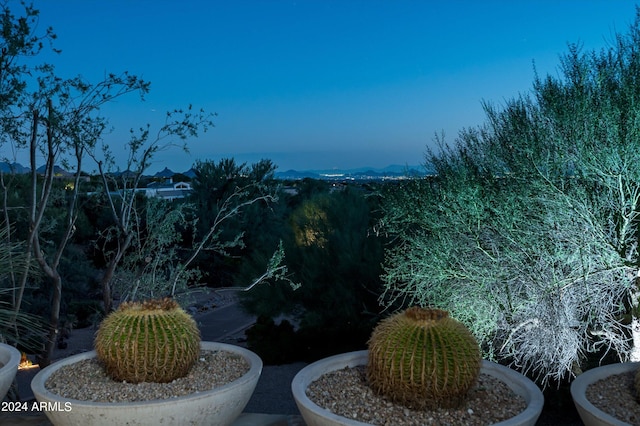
[143,178,192,201]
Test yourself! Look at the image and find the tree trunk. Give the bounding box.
[101,261,116,314]
[40,273,62,367]
[99,232,134,313]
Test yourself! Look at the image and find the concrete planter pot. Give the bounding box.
[31,341,262,426]
[0,342,21,401]
[291,350,544,426]
[570,362,639,426]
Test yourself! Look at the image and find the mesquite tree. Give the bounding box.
[380,9,640,386]
[0,4,294,365]
[93,105,214,313]
[0,3,146,365]
[107,158,297,307]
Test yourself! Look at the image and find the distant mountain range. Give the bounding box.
[0,162,30,174]
[0,162,431,181]
[274,164,431,181]
[0,162,199,178]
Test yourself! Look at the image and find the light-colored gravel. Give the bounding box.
[586,370,640,425]
[306,366,527,426]
[44,350,249,403]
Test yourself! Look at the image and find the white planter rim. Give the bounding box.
[0,342,21,400]
[570,361,639,426]
[31,341,262,408]
[0,342,21,371]
[292,350,544,426]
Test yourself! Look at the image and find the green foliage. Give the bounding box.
[0,2,56,123]
[58,244,98,295]
[380,9,640,386]
[0,223,44,349]
[228,172,304,301]
[290,178,331,202]
[241,185,385,360]
[95,106,214,313]
[191,158,276,218]
[112,197,199,302]
[286,187,384,329]
[189,158,280,287]
[95,298,201,383]
[0,1,152,364]
[367,307,481,410]
[1,3,282,367]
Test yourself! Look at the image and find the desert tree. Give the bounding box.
[189,158,278,284]
[106,157,297,309]
[0,3,293,365]
[106,197,199,305]
[240,186,384,359]
[92,105,215,313]
[188,158,296,291]
[0,2,148,365]
[0,2,55,313]
[380,9,640,386]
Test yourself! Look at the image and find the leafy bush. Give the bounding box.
[241,186,385,361]
[380,10,640,386]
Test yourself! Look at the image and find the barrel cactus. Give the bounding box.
[367,307,481,410]
[95,298,201,384]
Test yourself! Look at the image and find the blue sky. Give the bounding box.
[22,1,640,172]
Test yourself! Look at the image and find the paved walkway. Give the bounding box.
[197,297,257,342]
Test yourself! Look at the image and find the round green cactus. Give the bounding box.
[95,298,201,384]
[367,307,481,410]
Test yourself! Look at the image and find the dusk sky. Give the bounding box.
[22,1,640,173]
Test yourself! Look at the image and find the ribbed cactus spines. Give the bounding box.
[95,298,201,384]
[367,307,481,410]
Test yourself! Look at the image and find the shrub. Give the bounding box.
[380,10,640,386]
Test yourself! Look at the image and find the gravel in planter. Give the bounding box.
[44,350,249,403]
[306,365,527,426]
[585,370,640,425]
